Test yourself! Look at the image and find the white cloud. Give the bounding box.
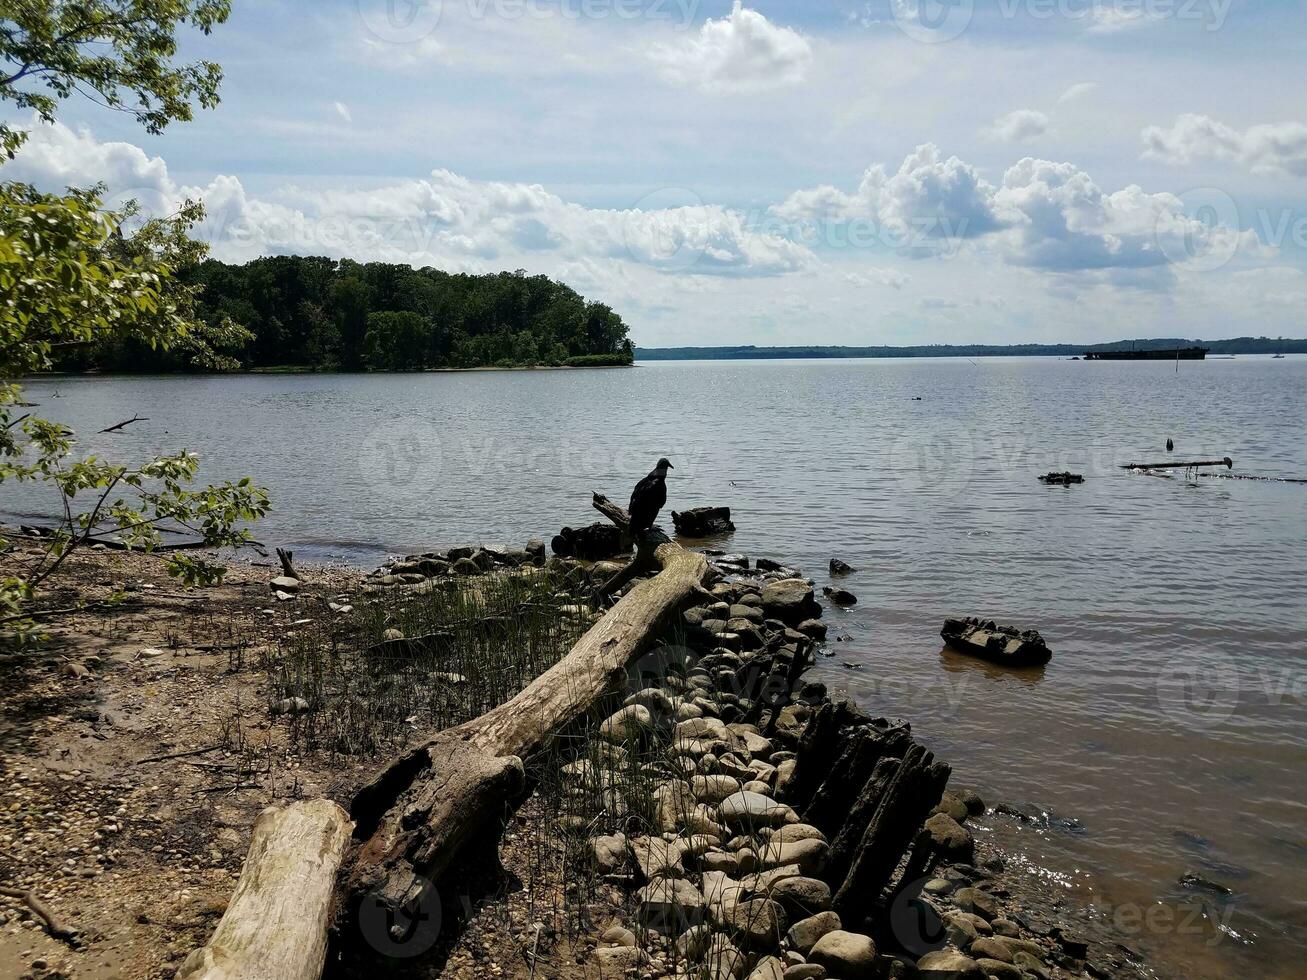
[845,268,908,289]
[649,2,811,93]
[986,109,1050,143]
[1141,113,1307,178]
[333,101,353,123]
[1057,82,1097,104]
[1086,7,1162,33]
[773,144,1005,246]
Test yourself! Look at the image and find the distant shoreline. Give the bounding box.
[24,363,637,380]
[635,338,1307,361]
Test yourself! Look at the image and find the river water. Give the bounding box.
[6,357,1305,978]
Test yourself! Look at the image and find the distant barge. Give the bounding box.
[1083,347,1209,361]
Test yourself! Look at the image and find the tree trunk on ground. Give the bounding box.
[341,532,708,927]
[176,799,352,980]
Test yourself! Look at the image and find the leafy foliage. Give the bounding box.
[1,0,262,639]
[0,0,230,135]
[65,256,637,372]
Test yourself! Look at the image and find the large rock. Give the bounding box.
[631,836,685,879]
[770,876,832,917]
[760,579,821,625]
[923,812,974,862]
[916,950,987,980]
[747,956,786,980]
[719,791,797,830]
[599,704,655,744]
[786,910,842,955]
[588,946,648,974]
[635,877,705,933]
[808,930,878,980]
[717,897,787,950]
[589,833,630,874]
[693,774,743,804]
[952,887,1000,922]
[759,837,829,876]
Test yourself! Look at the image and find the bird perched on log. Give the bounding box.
[628,458,673,532]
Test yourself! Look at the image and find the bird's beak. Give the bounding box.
[668,462,675,469]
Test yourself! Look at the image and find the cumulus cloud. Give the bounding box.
[774,142,1259,279]
[773,143,1005,248]
[1141,113,1307,178]
[649,2,811,93]
[985,109,1050,143]
[7,119,811,280]
[845,268,908,289]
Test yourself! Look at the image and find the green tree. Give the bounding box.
[1,0,264,639]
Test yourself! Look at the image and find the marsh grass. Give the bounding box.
[267,566,592,756]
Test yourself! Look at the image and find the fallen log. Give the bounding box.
[341,523,708,930]
[176,799,352,980]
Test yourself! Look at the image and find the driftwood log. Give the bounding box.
[342,494,708,930]
[176,800,352,980]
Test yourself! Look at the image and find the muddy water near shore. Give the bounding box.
[8,356,1306,979]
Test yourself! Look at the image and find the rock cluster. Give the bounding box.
[364,540,546,587]
[572,549,1093,980]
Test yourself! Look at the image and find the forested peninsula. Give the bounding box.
[55,256,635,373]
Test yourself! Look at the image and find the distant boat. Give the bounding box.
[1083,346,1208,361]
[1272,354,1286,359]
[1210,355,1236,360]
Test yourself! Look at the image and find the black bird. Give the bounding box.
[628,458,673,532]
[1167,438,1174,452]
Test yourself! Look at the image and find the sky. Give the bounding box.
[6,0,1307,347]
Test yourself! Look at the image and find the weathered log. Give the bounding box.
[276,547,300,580]
[550,521,626,560]
[804,727,905,835]
[176,799,352,980]
[832,743,950,922]
[671,506,735,537]
[342,537,708,925]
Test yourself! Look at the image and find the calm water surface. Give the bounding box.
[8,357,1306,979]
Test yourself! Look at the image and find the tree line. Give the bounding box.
[57,256,635,373]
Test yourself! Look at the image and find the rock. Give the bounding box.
[590,834,630,874]
[705,935,749,979]
[1012,950,1050,977]
[770,876,832,917]
[525,538,546,563]
[631,837,685,879]
[60,662,91,679]
[1179,872,1233,896]
[451,557,481,574]
[694,774,744,804]
[674,506,736,537]
[943,912,979,947]
[636,876,705,932]
[768,823,826,845]
[796,619,827,641]
[952,887,999,922]
[271,696,310,715]
[783,966,827,980]
[718,897,786,950]
[923,813,974,862]
[808,930,878,980]
[759,838,829,876]
[599,704,655,744]
[821,586,857,607]
[969,937,1014,963]
[760,579,821,625]
[748,956,787,980]
[991,918,1019,938]
[932,792,971,824]
[786,910,842,955]
[270,575,299,592]
[923,878,954,897]
[675,924,714,960]
[601,925,637,947]
[382,627,404,641]
[956,788,986,816]
[916,950,986,980]
[626,687,676,716]
[829,558,855,575]
[975,959,1022,980]
[719,791,797,830]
